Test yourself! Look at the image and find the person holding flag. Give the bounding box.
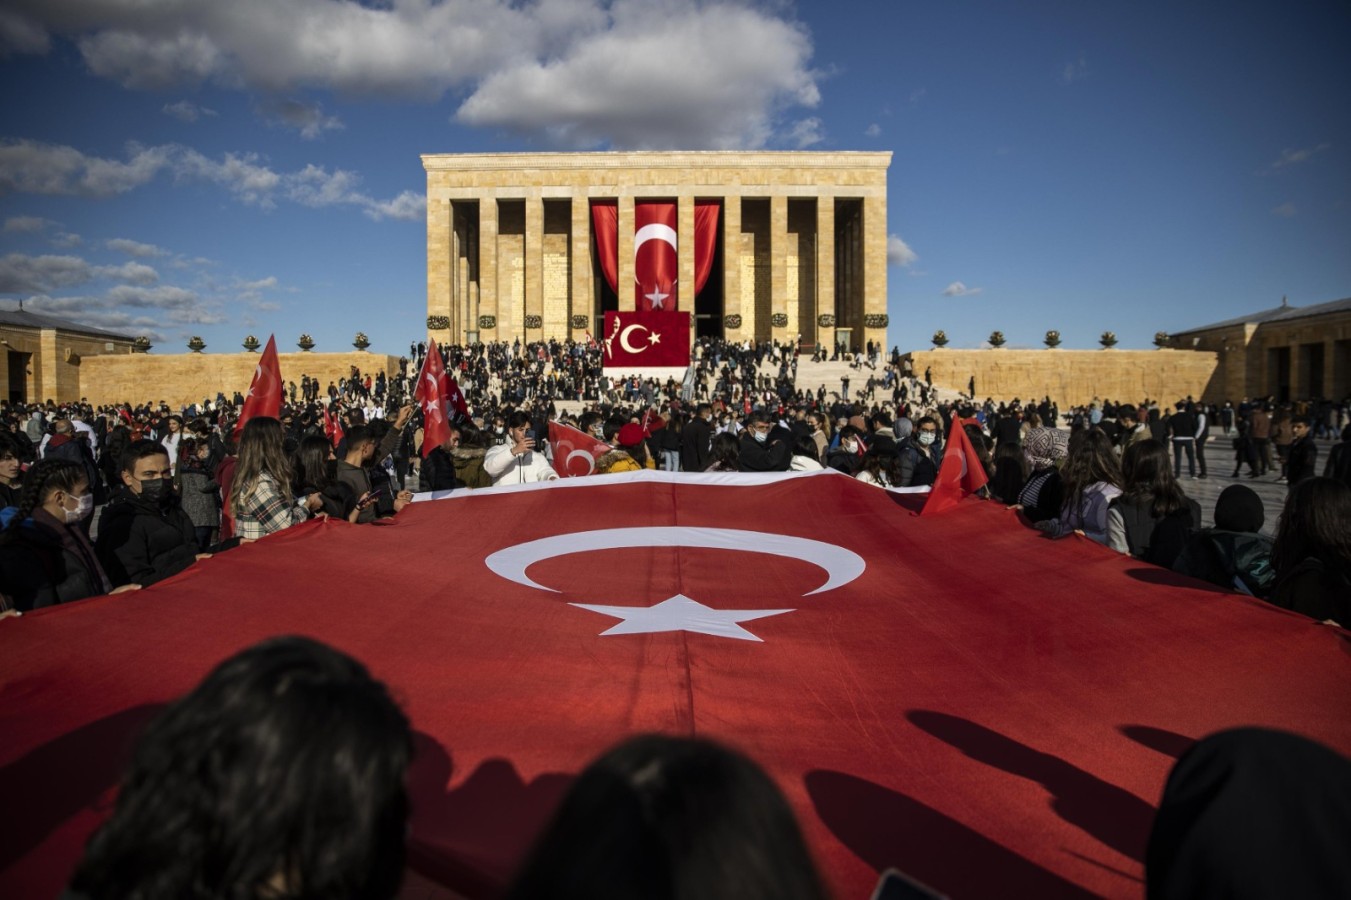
[233,336,282,438]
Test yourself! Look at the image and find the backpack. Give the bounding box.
[1174,530,1276,598]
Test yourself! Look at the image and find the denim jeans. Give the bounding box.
[1173,438,1196,477]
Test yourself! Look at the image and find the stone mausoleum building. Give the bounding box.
[422,151,891,351]
[0,307,136,405]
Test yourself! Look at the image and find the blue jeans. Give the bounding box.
[662,449,681,472]
[1173,439,1196,477]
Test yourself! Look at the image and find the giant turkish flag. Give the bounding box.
[2,472,1349,899]
[601,310,691,369]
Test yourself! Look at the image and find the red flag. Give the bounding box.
[3,473,1349,900]
[321,404,343,449]
[441,368,470,420]
[634,201,678,310]
[601,311,691,370]
[233,335,282,436]
[547,422,612,477]
[920,419,990,516]
[415,340,454,458]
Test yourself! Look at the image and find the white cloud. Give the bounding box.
[107,238,168,258]
[257,98,343,139]
[51,231,83,248]
[1062,54,1088,84]
[864,123,881,138]
[942,281,982,297]
[1271,201,1297,217]
[0,139,419,220]
[3,215,54,233]
[0,0,819,149]
[787,117,824,149]
[162,100,217,122]
[887,234,917,268]
[0,252,158,293]
[1269,143,1330,171]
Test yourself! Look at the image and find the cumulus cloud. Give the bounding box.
[0,0,820,149]
[51,231,83,248]
[0,252,159,294]
[257,98,343,139]
[1271,201,1297,217]
[1062,54,1088,84]
[887,234,917,268]
[864,123,881,137]
[3,215,53,233]
[1268,143,1330,171]
[107,238,168,258]
[942,281,982,297]
[162,99,218,122]
[787,117,824,149]
[0,139,421,220]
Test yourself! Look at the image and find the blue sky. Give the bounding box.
[1,0,1346,355]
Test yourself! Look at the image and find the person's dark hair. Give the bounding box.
[119,439,170,476]
[836,425,865,444]
[292,433,335,494]
[1272,477,1351,576]
[791,434,819,462]
[70,636,413,900]
[508,734,827,900]
[0,430,21,463]
[871,411,893,430]
[506,410,532,430]
[709,432,740,468]
[1061,427,1123,512]
[859,447,902,486]
[1,458,84,536]
[1120,439,1189,518]
[345,425,373,452]
[458,422,487,449]
[746,409,773,427]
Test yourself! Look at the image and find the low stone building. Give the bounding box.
[1170,297,1351,402]
[0,307,137,405]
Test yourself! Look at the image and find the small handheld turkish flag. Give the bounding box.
[547,422,613,477]
[233,335,282,437]
[920,419,990,516]
[415,341,454,458]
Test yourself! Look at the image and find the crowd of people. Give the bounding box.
[1,336,1349,626]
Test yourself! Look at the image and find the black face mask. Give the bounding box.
[138,477,173,503]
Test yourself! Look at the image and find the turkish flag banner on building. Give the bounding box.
[547,422,613,477]
[232,334,282,436]
[601,310,691,370]
[634,201,678,310]
[414,340,454,457]
[3,472,1348,900]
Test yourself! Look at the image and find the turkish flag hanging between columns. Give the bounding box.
[920,417,991,516]
[592,200,720,311]
[414,340,454,458]
[601,311,692,369]
[233,334,282,437]
[547,422,613,477]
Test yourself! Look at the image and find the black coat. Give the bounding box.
[1286,435,1318,485]
[95,489,199,587]
[0,510,107,610]
[681,417,713,472]
[737,427,792,472]
[419,447,460,492]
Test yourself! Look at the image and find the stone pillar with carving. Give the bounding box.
[678,193,696,339]
[770,194,789,340]
[617,195,635,312]
[525,196,544,339]
[862,194,887,351]
[426,198,453,346]
[816,196,835,350]
[570,195,593,339]
[722,196,742,341]
[478,197,498,342]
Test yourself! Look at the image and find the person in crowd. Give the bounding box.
[737,411,791,472]
[418,422,463,492]
[988,438,1028,506]
[1325,424,1351,487]
[1015,427,1069,523]
[0,431,23,508]
[908,416,944,487]
[1169,401,1199,479]
[176,432,220,551]
[855,447,902,488]
[964,424,996,484]
[1248,404,1272,476]
[1284,416,1318,487]
[508,734,828,900]
[825,425,865,476]
[1271,407,1293,482]
[95,440,211,587]
[658,412,683,472]
[338,426,414,521]
[485,411,559,485]
[789,434,824,472]
[1035,428,1123,543]
[1117,407,1150,452]
[231,417,323,540]
[704,432,742,473]
[597,424,655,475]
[451,423,494,488]
[293,433,362,521]
[68,636,413,900]
[43,417,104,507]
[680,403,713,473]
[1146,728,1351,900]
[1267,477,1351,625]
[1105,440,1201,567]
[1172,484,1275,597]
[0,459,138,610]
[160,414,184,474]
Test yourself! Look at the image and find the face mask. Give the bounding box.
[64,492,94,524]
[753,430,768,443]
[843,440,858,454]
[138,477,173,502]
[919,432,936,446]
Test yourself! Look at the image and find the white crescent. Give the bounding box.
[619,324,648,354]
[485,527,865,596]
[565,448,596,476]
[633,223,678,257]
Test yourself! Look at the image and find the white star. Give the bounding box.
[645,290,668,309]
[571,594,793,642]
[647,331,661,345]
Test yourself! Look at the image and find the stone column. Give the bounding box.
[478,198,498,342]
[722,196,742,340]
[571,195,593,338]
[770,194,789,340]
[816,196,835,350]
[426,198,452,345]
[617,195,635,312]
[862,194,887,351]
[525,197,544,339]
[678,194,696,326]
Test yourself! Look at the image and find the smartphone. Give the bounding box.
[871,869,947,900]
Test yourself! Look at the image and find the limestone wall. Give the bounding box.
[1,326,136,405]
[79,352,402,408]
[901,349,1221,408]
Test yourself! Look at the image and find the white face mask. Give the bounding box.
[753,430,768,443]
[843,440,858,454]
[918,432,937,446]
[63,492,94,524]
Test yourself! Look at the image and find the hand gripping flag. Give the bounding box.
[415,340,454,458]
[920,418,990,516]
[233,335,282,437]
[547,422,613,477]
